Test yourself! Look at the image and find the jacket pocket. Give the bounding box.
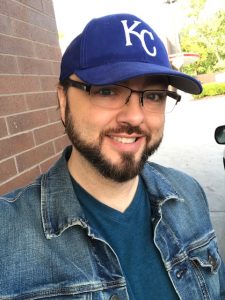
[189,238,221,274]
[188,237,222,300]
[0,281,127,300]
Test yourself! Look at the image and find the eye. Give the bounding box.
[91,86,118,97]
[144,91,166,102]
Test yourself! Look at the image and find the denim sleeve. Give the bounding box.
[220,259,225,299]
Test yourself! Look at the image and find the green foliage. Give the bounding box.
[187,0,207,19]
[194,82,225,99]
[179,3,225,75]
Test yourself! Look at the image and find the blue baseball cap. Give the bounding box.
[59,13,202,94]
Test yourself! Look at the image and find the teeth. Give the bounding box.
[112,137,136,144]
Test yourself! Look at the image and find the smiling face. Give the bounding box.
[58,74,166,182]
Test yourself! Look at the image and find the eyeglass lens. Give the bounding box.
[89,85,177,113]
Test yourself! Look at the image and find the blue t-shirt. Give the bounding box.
[71,176,178,299]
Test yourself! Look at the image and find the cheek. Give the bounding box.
[86,107,119,129]
[70,105,117,136]
[145,114,165,131]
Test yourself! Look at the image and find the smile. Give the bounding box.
[105,134,146,154]
[111,137,137,144]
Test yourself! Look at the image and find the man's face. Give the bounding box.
[59,75,166,182]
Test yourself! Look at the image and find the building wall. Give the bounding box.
[0,0,69,195]
[196,72,225,84]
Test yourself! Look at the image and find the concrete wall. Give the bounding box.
[0,0,69,195]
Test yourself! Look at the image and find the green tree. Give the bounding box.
[187,0,207,20]
[179,2,225,75]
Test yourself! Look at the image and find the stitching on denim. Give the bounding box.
[1,280,126,300]
[0,182,40,203]
[191,260,212,300]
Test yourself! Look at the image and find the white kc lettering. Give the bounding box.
[121,20,157,56]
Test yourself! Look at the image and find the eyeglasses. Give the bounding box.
[65,78,181,113]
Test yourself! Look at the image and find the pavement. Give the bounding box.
[150,94,225,261]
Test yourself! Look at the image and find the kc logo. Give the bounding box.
[121,20,157,57]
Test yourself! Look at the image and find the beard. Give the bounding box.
[64,106,163,183]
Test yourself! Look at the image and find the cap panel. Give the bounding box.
[59,34,82,81]
[79,14,170,69]
[59,13,202,95]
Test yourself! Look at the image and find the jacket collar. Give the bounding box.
[41,146,87,239]
[41,146,180,239]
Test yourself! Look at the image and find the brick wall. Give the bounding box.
[0,0,69,195]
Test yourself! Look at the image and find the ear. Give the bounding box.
[57,85,67,125]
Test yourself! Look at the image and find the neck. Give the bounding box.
[68,148,139,212]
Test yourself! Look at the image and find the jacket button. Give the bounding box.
[208,254,218,271]
[176,268,187,279]
[109,295,120,300]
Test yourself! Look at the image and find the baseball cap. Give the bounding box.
[59,13,202,94]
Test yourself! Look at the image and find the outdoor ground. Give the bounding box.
[151,94,225,261]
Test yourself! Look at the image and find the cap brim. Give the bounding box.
[74,62,202,95]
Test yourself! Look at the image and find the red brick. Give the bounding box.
[54,135,70,153]
[40,153,60,173]
[0,55,18,74]
[26,92,57,110]
[0,75,41,94]
[17,0,43,11]
[7,1,56,32]
[27,8,56,32]
[34,43,61,60]
[42,0,55,17]
[34,121,64,145]
[16,142,55,172]
[0,95,27,117]
[47,106,61,122]
[0,34,34,57]
[51,61,60,76]
[0,118,8,138]
[7,1,29,23]
[40,76,58,91]
[0,158,17,183]
[11,19,32,40]
[31,26,59,46]
[0,166,40,195]
[17,57,53,75]
[0,132,34,160]
[11,19,59,46]
[0,0,9,16]
[7,110,49,134]
[0,14,12,35]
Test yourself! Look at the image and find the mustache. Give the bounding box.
[101,124,151,138]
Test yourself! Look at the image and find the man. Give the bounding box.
[0,13,224,299]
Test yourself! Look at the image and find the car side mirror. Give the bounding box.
[215,125,225,144]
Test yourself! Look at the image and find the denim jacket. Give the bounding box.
[0,146,224,299]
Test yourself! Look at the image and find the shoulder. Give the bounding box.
[145,161,196,180]
[144,161,204,188]
[0,177,42,227]
[0,146,70,222]
[142,161,208,206]
[0,179,43,252]
[0,178,41,204]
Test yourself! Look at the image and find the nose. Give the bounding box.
[116,92,145,126]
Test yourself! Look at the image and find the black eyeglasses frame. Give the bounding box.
[63,78,181,105]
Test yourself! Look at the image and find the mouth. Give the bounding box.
[106,134,145,153]
[111,136,137,144]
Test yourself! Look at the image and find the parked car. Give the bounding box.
[215,125,225,168]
